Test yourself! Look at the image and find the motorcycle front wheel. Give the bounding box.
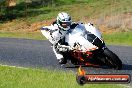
[103,48,122,70]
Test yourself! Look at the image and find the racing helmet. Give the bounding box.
[57,12,72,31]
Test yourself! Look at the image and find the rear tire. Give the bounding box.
[103,48,122,70]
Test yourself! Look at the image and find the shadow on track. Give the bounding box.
[64,64,109,69]
[122,64,132,70]
[64,64,132,70]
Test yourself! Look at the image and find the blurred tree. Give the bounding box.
[0,0,6,20]
[6,0,16,7]
[5,0,16,20]
[0,0,54,22]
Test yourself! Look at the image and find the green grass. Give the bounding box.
[23,0,132,23]
[0,65,123,88]
[103,31,132,46]
[0,31,44,40]
[0,0,131,23]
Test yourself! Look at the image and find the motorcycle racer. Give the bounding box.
[48,12,78,65]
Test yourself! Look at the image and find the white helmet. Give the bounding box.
[57,12,72,31]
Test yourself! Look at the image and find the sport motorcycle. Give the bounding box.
[41,23,122,70]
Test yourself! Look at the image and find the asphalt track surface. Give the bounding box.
[0,38,132,83]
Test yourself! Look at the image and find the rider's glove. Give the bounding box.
[56,43,72,52]
[58,47,68,52]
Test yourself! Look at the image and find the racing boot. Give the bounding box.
[58,57,67,65]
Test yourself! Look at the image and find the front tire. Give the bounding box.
[103,48,122,70]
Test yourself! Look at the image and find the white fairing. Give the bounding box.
[41,23,103,52]
[85,23,102,39]
[65,23,103,52]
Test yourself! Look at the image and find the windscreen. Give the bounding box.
[72,25,103,47]
[71,24,85,36]
[84,31,103,47]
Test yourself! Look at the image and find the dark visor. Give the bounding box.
[60,21,71,28]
